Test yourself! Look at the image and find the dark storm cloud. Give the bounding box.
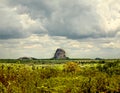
[0,28,28,39]
[8,0,53,18]
[45,0,106,39]
[0,1,29,39]
[0,0,119,40]
[5,0,104,40]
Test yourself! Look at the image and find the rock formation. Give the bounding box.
[18,57,37,60]
[53,48,68,59]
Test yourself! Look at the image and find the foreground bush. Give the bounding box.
[97,62,120,75]
[63,62,80,73]
[0,63,120,93]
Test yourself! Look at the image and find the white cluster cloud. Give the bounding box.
[0,0,120,58]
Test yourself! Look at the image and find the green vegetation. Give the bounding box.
[0,59,120,93]
[0,59,119,64]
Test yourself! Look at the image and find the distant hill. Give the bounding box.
[18,57,37,60]
[95,58,103,60]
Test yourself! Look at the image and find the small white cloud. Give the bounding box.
[20,14,36,29]
[102,41,120,48]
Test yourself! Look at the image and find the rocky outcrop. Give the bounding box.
[18,57,37,60]
[53,48,68,59]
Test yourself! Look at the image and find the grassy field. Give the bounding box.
[0,59,120,93]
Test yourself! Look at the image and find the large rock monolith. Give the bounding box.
[53,48,67,59]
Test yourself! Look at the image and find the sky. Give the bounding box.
[0,0,120,59]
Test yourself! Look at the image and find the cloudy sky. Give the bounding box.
[0,0,120,59]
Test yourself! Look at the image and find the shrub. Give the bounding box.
[40,67,59,79]
[97,62,120,75]
[63,62,80,73]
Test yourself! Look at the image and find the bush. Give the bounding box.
[97,62,120,75]
[40,67,59,79]
[0,62,120,93]
[63,62,80,73]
